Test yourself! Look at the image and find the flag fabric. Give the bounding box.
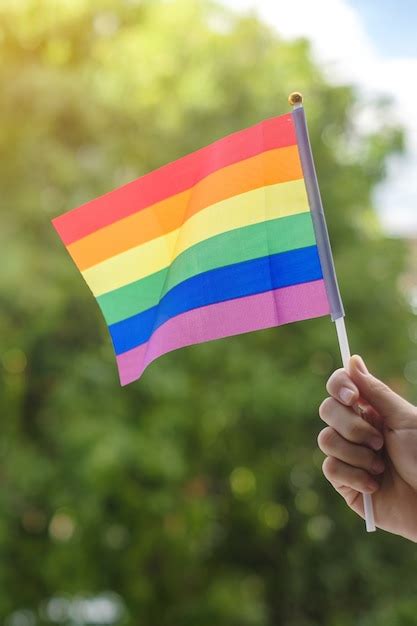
[52,113,330,385]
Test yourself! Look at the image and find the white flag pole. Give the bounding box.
[289,92,376,532]
[335,317,376,532]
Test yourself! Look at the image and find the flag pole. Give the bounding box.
[288,92,376,533]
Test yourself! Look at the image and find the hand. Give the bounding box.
[318,354,417,541]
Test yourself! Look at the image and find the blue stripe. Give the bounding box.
[109,245,323,355]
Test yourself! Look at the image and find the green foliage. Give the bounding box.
[0,1,415,625]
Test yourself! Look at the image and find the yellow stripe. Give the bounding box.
[67,146,302,271]
[82,178,309,296]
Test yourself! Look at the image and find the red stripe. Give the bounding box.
[52,114,296,245]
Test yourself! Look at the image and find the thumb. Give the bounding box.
[349,355,416,429]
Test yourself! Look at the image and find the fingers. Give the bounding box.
[320,365,386,506]
[336,485,365,515]
[322,457,379,494]
[349,355,417,428]
[326,365,383,432]
[317,427,384,475]
[319,397,384,451]
[326,367,359,406]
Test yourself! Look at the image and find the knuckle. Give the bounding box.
[319,397,337,421]
[317,427,337,453]
[326,368,346,395]
[322,456,338,479]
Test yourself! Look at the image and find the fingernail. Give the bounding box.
[371,458,385,475]
[370,436,384,451]
[354,355,368,374]
[339,387,356,404]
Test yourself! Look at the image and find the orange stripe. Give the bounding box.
[69,145,303,271]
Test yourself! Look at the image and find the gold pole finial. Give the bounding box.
[288,92,303,106]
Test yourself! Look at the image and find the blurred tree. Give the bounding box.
[0,1,415,625]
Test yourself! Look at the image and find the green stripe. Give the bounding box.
[97,211,315,325]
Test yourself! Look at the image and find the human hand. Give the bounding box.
[318,354,417,541]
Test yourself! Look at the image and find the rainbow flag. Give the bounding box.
[52,112,331,385]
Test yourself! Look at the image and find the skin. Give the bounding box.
[317,354,417,542]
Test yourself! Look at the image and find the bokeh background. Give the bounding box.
[1,1,417,625]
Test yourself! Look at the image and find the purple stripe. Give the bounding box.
[116,279,329,385]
